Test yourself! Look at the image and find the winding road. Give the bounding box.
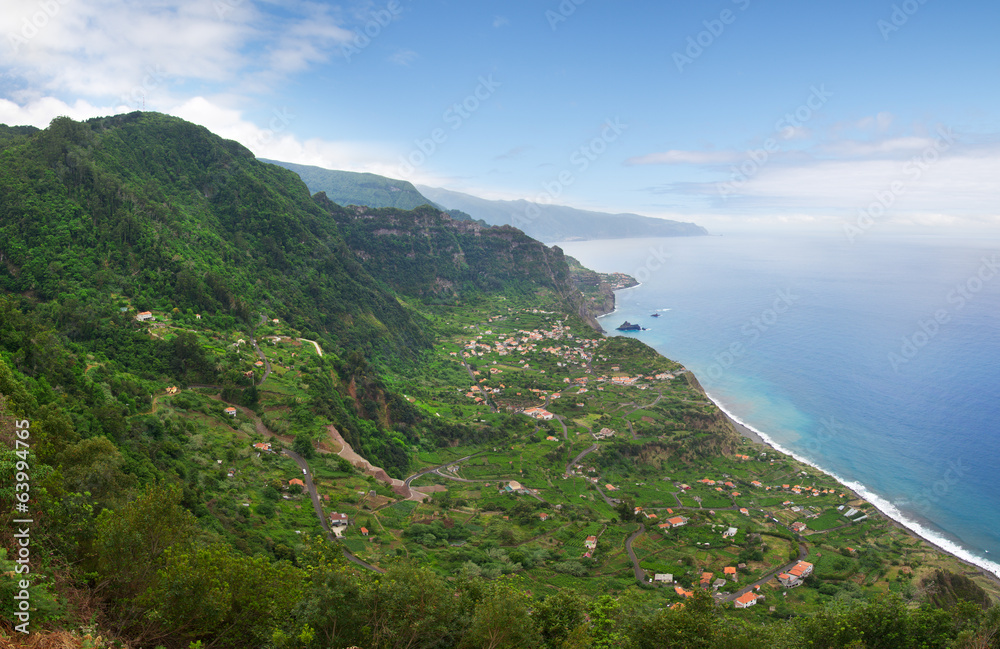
[624,524,647,583]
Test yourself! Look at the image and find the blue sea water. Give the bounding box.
[559,233,1000,578]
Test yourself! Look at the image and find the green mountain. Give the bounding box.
[261,159,436,210]
[417,184,710,242]
[0,113,427,359]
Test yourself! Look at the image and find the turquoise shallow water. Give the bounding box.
[559,233,1000,577]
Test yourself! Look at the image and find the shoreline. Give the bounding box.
[716,400,1000,591]
[594,280,1000,589]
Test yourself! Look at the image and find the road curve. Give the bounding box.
[625,523,647,583]
[565,443,598,475]
[283,447,385,574]
[724,540,807,603]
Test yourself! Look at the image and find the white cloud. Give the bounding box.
[821,136,943,158]
[0,0,351,102]
[625,149,740,166]
[388,49,418,66]
[0,96,115,127]
[493,15,509,28]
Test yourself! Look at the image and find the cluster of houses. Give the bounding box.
[692,476,849,503]
[777,560,814,588]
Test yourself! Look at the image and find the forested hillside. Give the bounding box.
[0,113,426,359]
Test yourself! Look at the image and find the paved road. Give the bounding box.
[283,447,386,574]
[625,524,647,583]
[251,336,272,386]
[299,338,324,357]
[724,540,807,603]
[403,452,484,487]
[564,443,598,476]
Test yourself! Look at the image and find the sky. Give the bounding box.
[1,0,999,234]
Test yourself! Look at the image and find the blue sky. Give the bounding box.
[2,0,999,233]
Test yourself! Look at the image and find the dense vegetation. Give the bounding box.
[1,114,998,648]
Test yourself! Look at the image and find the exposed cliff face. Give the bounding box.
[563,255,638,330]
[316,196,611,332]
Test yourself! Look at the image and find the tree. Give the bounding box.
[460,577,539,649]
[533,589,587,649]
[145,542,303,648]
[94,484,198,638]
[293,432,314,458]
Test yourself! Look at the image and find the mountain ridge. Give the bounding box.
[261,158,709,242]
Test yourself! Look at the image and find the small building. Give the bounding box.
[253,442,271,451]
[779,560,813,587]
[584,535,597,550]
[666,516,688,528]
[288,478,305,488]
[675,585,694,598]
[360,527,369,536]
[329,512,348,527]
[539,512,549,521]
[712,578,728,590]
[135,311,154,322]
[654,573,673,583]
[224,407,237,417]
[739,508,749,515]
[522,407,554,420]
[791,522,807,533]
[700,572,714,588]
[165,386,179,394]
[734,592,760,609]
[723,527,738,538]
[724,566,737,580]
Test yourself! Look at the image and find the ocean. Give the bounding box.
[558,233,1000,578]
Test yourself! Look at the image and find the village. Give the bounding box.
[128,300,954,613]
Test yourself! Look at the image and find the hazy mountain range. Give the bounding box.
[262,160,709,242]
